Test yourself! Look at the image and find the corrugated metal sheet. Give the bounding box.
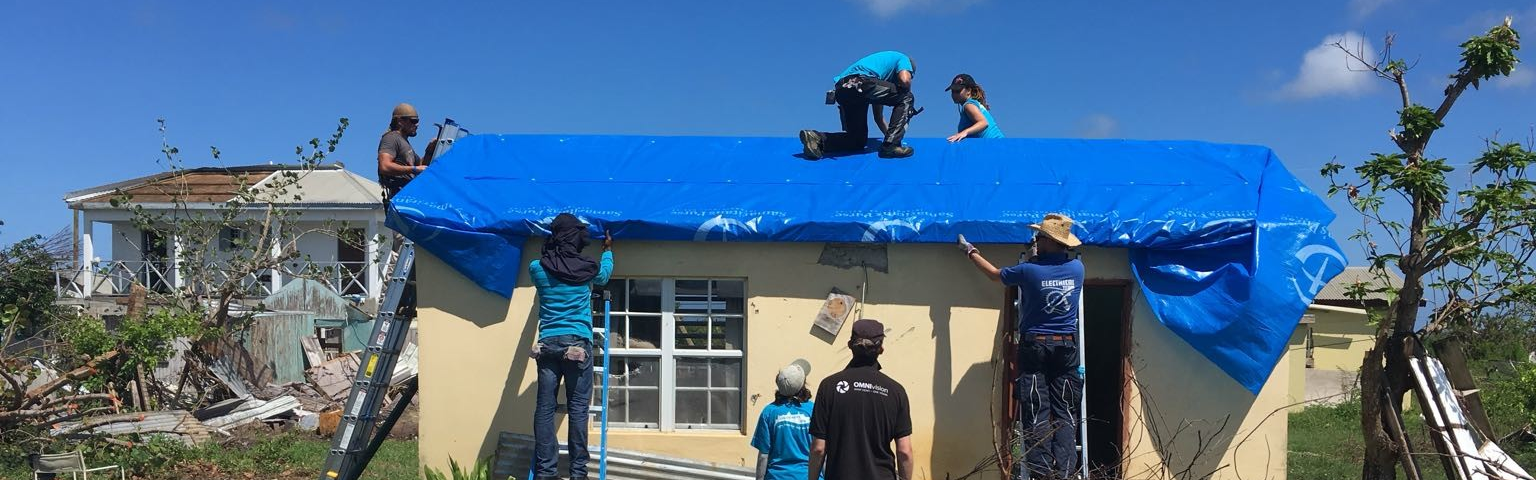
[266,279,374,352]
[202,395,301,429]
[235,311,314,386]
[51,411,212,445]
[209,359,253,399]
[263,279,369,321]
[493,432,753,480]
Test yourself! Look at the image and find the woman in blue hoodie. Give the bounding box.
[529,213,613,480]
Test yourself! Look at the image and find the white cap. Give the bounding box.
[776,360,811,396]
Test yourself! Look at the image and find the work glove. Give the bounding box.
[957,234,977,256]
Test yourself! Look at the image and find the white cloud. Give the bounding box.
[1496,68,1535,90]
[1076,114,1120,139]
[1280,32,1379,100]
[1350,0,1394,18]
[848,0,982,17]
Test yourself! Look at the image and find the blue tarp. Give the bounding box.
[388,134,1347,394]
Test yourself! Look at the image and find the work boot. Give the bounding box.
[878,143,914,158]
[799,130,824,160]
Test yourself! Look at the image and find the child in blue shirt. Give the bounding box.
[751,361,821,480]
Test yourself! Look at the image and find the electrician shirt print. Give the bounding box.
[1000,252,1086,335]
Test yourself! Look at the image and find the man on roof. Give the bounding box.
[959,214,1085,480]
[798,51,918,160]
[377,103,426,201]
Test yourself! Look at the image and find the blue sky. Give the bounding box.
[2,0,1534,266]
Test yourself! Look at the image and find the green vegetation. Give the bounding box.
[0,433,418,480]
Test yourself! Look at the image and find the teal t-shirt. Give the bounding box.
[959,99,1005,139]
[751,400,821,480]
[529,250,613,340]
[834,51,914,83]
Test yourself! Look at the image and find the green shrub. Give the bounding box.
[424,456,506,480]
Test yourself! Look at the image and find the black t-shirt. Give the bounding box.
[809,360,912,480]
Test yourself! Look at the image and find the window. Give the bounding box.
[220,227,246,251]
[595,278,745,430]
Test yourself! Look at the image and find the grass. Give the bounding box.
[1289,400,1536,480]
[0,432,419,480]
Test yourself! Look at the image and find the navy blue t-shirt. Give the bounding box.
[1000,253,1084,335]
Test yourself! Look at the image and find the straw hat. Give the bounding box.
[1029,213,1082,247]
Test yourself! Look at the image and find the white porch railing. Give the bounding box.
[54,260,372,299]
[53,260,176,297]
[284,261,370,297]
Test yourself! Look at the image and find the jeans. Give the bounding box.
[821,75,916,152]
[1014,337,1082,480]
[533,334,594,480]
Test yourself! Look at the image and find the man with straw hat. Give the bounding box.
[958,214,1085,480]
[377,102,426,201]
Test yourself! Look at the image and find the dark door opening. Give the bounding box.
[1082,282,1131,478]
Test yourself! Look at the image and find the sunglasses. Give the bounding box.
[403,117,420,124]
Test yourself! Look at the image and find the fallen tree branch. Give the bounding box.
[0,393,118,423]
[19,350,121,410]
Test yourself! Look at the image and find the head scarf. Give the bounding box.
[539,213,599,284]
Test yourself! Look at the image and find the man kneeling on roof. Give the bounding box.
[799,51,918,160]
[959,214,1085,480]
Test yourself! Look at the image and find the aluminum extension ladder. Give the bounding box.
[320,118,468,480]
[319,241,419,480]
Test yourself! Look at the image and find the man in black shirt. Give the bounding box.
[808,319,914,480]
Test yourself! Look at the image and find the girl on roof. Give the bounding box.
[945,74,1005,142]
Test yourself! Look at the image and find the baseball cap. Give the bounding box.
[850,319,885,345]
[776,361,809,396]
[944,73,979,92]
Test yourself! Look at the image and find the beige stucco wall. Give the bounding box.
[1306,308,1373,373]
[1286,325,1309,412]
[417,240,1294,479]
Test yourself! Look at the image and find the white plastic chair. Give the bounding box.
[30,451,124,480]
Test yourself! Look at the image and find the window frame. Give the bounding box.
[599,277,746,432]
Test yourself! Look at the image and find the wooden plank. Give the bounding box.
[1432,338,1496,438]
[306,353,360,400]
[300,336,326,368]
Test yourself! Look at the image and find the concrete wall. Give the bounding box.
[108,223,147,262]
[1307,308,1373,372]
[417,241,1294,480]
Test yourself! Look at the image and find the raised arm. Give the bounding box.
[958,235,1002,282]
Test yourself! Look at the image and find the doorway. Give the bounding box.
[1000,281,1134,478]
[1082,282,1132,478]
